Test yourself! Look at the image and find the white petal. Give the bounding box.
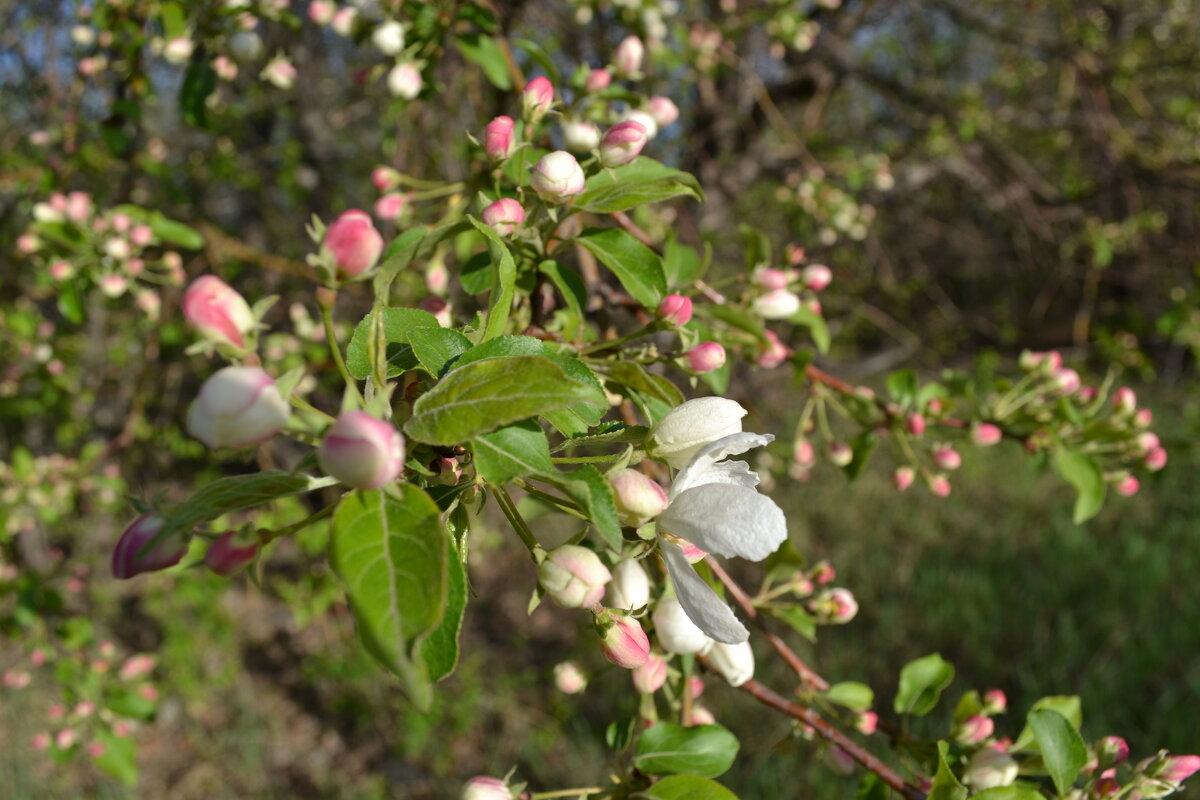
[658,483,787,562]
[661,541,748,644]
[671,432,774,497]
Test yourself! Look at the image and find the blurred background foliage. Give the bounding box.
[0,0,1197,797]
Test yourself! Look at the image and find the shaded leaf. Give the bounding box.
[634,724,740,779]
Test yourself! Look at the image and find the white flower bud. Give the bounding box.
[538,545,611,608]
[562,119,602,153]
[186,366,291,449]
[648,397,747,469]
[621,109,658,140]
[387,63,423,99]
[705,640,755,687]
[963,748,1019,790]
[530,151,586,202]
[371,20,405,55]
[752,289,802,319]
[609,469,668,527]
[653,597,713,655]
[607,558,651,611]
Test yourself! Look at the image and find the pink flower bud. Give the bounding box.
[50,260,74,281]
[3,669,30,689]
[1112,387,1137,415]
[755,268,793,291]
[613,35,644,76]
[752,288,802,319]
[803,264,832,291]
[609,469,668,528]
[652,597,713,655]
[956,714,995,744]
[658,294,693,326]
[1093,773,1121,797]
[827,442,853,467]
[906,413,926,436]
[308,0,335,25]
[324,210,383,279]
[982,689,1007,713]
[972,423,1002,446]
[685,342,726,373]
[481,197,525,236]
[706,640,754,687]
[66,191,91,222]
[331,6,356,36]
[755,329,792,369]
[483,116,515,160]
[810,562,835,585]
[599,120,649,167]
[261,56,297,90]
[187,367,291,449]
[522,76,554,123]
[608,558,652,610]
[1134,408,1153,427]
[1144,446,1167,472]
[585,68,611,92]
[461,776,514,800]
[553,661,587,694]
[538,545,611,608]
[929,474,952,497]
[1161,755,1200,785]
[1136,432,1160,455]
[596,611,650,669]
[374,192,409,221]
[111,515,186,580]
[1078,385,1098,402]
[130,225,153,247]
[689,675,705,698]
[932,446,962,471]
[1115,475,1139,496]
[1021,349,1063,373]
[31,733,50,751]
[530,151,585,201]
[632,652,668,693]
[647,96,680,128]
[183,275,256,350]
[56,728,77,749]
[16,233,39,254]
[1097,736,1130,767]
[1053,368,1081,395]
[204,531,258,576]
[319,411,405,490]
[74,700,95,717]
[386,62,422,99]
[690,704,717,726]
[119,654,154,680]
[891,466,915,492]
[856,711,878,735]
[371,166,399,190]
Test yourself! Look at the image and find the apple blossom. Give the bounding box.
[932,446,962,470]
[330,7,357,36]
[308,1,335,25]
[1115,475,1140,496]
[929,474,952,497]
[1097,736,1130,767]
[956,714,995,744]
[596,611,650,669]
[648,397,747,469]
[613,35,644,76]
[752,288,802,319]
[982,689,1007,713]
[1053,367,1081,394]
[371,20,405,55]
[585,68,611,92]
[522,76,554,123]
[323,210,384,278]
[755,267,793,291]
[1144,447,1167,472]
[607,558,652,611]
[111,515,186,579]
[685,342,726,373]
[387,63,423,99]
[538,545,611,608]
[705,640,754,687]
[481,198,525,236]
[186,366,291,449]
[163,37,195,65]
[319,411,405,490]
[553,661,587,694]
[461,776,513,800]
[972,423,1003,446]
[803,264,832,291]
[484,116,515,160]
[562,119,602,152]
[962,748,1019,790]
[652,597,713,655]
[690,705,717,726]
[856,711,879,734]
[1112,387,1137,415]
[530,151,585,202]
[374,192,408,221]
[183,275,256,350]
[260,56,297,89]
[828,442,853,467]
[599,120,649,167]
[658,294,693,326]
[906,413,926,436]
[371,166,399,190]
[622,109,659,140]
[647,95,680,128]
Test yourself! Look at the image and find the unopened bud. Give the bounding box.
[480,197,526,237]
[811,561,836,585]
[553,661,587,694]
[461,776,514,800]
[754,268,793,291]
[308,0,335,25]
[374,192,408,221]
[652,597,713,655]
[932,446,962,471]
[323,210,383,279]
[815,587,858,624]
[802,264,832,291]
[893,466,915,492]
[827,442,853,467]
[972,423,1002,446]
[585,68,611,92]
[387,62,423,99]
[111,515,186,579]
[1134,408,1153,427]
[432,456,463,486]
[752,289,802,319]
[1160,755,1200,785]
[613,35,644,76]
[319,411,405,490]
[963,748,1018,790]
[956,714,995,744]
[1144,447,1167,472]
[371,166,399,190]
[906,413,926,436]
[1053,368,1081,395]
[522,76,554,123]
[982,689,1007,713]
[793,438,815,467]
[685,342,726,373]
[1096,736,1130,768]
[658,294,693,326]
[484,116,515,160]
[186,367,291,449]
[538,545,611,608]
[690,704,716,726]
[1115,475,1139,496]
[204,531,257,576]
[929,474,952,497]
[632,652,668,693]
[371,20,405,55]
[562,118,602,152]
[330,7,356,36]
[599,120,649,168]
[1112,387,1137,415]
[606,556,653,611]
[856,711,878,735]
[183,275,256,350]
[648,397,746,469]
[758,330,792,368]
[530,151,585,202]
[705,640,754,687]
[647,95,679,128]
[596,610,650,669]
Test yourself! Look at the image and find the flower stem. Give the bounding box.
[491,484,541,558]
[321,301,363,407]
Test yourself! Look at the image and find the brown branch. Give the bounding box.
[738,679,926,800]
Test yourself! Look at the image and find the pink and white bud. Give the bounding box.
[932,446,962,471]
[371,166,399,190]
[754,268,793,291]
[906,413,926,436]
[613,35,644,76]
[530,151,585,202]
[374,192,409,221]
[820,588,858,623]
[609,470,668,529]
[323,210,383,278]
[1097,736,1130,768]
[963,748,1019,790]
[371,20,405,55]
[599,120,649,168]
[387,63,423,99]
[1020,349,1063,373]
[1136,432,1160,455]
[483,116,515,160]
[66,191,92,222]
[705,640,754,687]
[689,675,706,698]
[104,237,130,260]
[426,262,450,295]
[204,531,258,576]
[972,423,1002,446]
[538,545,611,608]
[828,442,853,467]
[585,68,612,92]
[803,264,832,291]
[461,776,514,800]
[119,654,154,680]
[419,296,452,327]
[811,562,836,585]
[186,366,291,449]
[793,438,815,467]
[658,294,693,327]
[49,261,74,281]
[752,289,802,319]
[1112,387,1137,415]
[129,224,153,247]
[56,728,78,749]
[1093,772,1121,797]
[3,669,30,689]
[111,515,186,580]
[596,611,650,669]
[632,652,668,694]
[647,96,680,128]
[649,397,746,469]
[319,411,405,490]
[1078,386,1098,402]
[856,711,879,735]
[553,661,588,694]
[308,0,335,25]
[929,474,952,497]
[260,56,297,89]
[685,342,726,373]
[1053,368,1081,395]
[1134,408,1153,427]
[690,704,717,726]
[562,119,602,152]
[982,689,1007,713]
[183,275,256,350]
[1144,447,1167,472]
[522,76,554,123]
[1115,474,1140,496]
[1160,755,1200,785]
[31,733,50,751]
[163,37,195,65]
[330,6,357,36]
[608,558,652,611]
[893,466,915,492]
[956,714,995,744]
[622,109,659,140]
[652,597,713,655]
[481,197,525,236]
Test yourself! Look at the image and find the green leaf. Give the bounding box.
[894,653,955,716]
[57,281,85,324]
[1053,449,1106,524]
[635,775,739,800]
[93,729,138,786]
[663,234,708,287]
[791,307,831,353]
[856,775,889,800]
[1028,709,1088,796]
[406,327,472,376]
[149,217,204,249]
[697,304,770,347]
[180,61,217,128]
[472,420,555,483]
[468,216,519,341]
[844,431,879,481]
[512,38,560,84]
[454,34,511,89]
[928,740,968,800]
[543,465,622,550]
[574,157,704,213]
[157,471,337,544]
[607,361,685,408]
[972,788,1046,800]
[553,422,649,452]
[104,688,157,720]
[405,356,599,445]
[460,251,493,294]
[886,369,919,407]
[767,605,817,641]
[538,260,587,328]
[953,690,983,724]
[345,307,441,379]
[330,488,447,710]
[825,682,875,712]
[1012,696,1082,752]
[159,2,187,38]
[633,724,740,779]
[420,533,467,682]
[374,222,470,294]
[577,228,668,308]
